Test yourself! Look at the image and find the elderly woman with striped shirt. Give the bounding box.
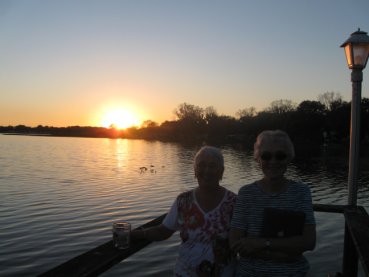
[230,130,316,277]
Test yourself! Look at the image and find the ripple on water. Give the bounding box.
[0,136,368,276]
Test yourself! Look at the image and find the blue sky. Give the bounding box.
[1,0,369,127]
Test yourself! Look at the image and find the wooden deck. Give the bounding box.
[38,204,369,277]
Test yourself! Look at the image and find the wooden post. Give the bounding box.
[342,223,358,276]
[343,206,369,276]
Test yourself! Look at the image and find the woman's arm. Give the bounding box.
[229,227,245,250]
[132,195,178,242]
[131,224,175,241]
[230,224,316,261]
[267,224,316,254]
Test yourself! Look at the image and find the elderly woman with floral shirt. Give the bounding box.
[132,146,237,276]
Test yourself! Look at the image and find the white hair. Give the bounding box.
[253,130,295,160]
[194,146,224,168]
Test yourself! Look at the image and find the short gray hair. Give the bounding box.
[254,130,295,160]
[194,146,224,167]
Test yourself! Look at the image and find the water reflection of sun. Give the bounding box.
[101,108,140,129]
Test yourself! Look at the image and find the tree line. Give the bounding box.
[1,92,369,147]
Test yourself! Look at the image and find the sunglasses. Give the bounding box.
[260,151,288,161]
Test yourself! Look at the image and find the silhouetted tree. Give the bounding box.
[318,92,343,111]
[3,92,367,146]
[236,107,257,118]
[207,115,239,139]
[297,100,325,114]
[293,100,326,142]
[267,99,296,114]
[317,98,349,143]
[159,120,179,140]
[173,103,206,140]
[141,120,158,128]
[204,106,218,125]
[174,102,204,122]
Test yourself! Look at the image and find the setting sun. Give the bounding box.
[101,108,140,129]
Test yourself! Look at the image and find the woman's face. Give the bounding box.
[194,153,224,188]
[257,138,290,180]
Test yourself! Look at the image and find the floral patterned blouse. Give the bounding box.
[163,188,237,277]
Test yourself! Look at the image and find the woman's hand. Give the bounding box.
[231,237,301,262]
[231,237,264,256]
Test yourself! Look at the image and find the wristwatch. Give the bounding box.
[265,239,271,249]
[265,239,271,257]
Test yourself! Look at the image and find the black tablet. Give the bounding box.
[261,208,306,238]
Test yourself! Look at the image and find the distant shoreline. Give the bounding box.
[2,132,52,136]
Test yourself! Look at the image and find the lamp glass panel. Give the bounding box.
[344,44,353,67]
[352,44,369,68]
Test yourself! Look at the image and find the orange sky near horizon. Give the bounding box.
[1,1,368,128]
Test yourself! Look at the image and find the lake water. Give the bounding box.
[0,135,368,276]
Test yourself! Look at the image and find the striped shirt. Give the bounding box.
[231,181,315,277]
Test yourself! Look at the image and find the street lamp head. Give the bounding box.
[341,28,369,70]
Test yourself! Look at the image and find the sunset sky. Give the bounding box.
[1,0,369,128]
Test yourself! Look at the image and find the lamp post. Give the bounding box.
[341,28,369,206]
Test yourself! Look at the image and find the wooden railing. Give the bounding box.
[313,204,369,277]
[38,214,167,277]
[39,204,369,277]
